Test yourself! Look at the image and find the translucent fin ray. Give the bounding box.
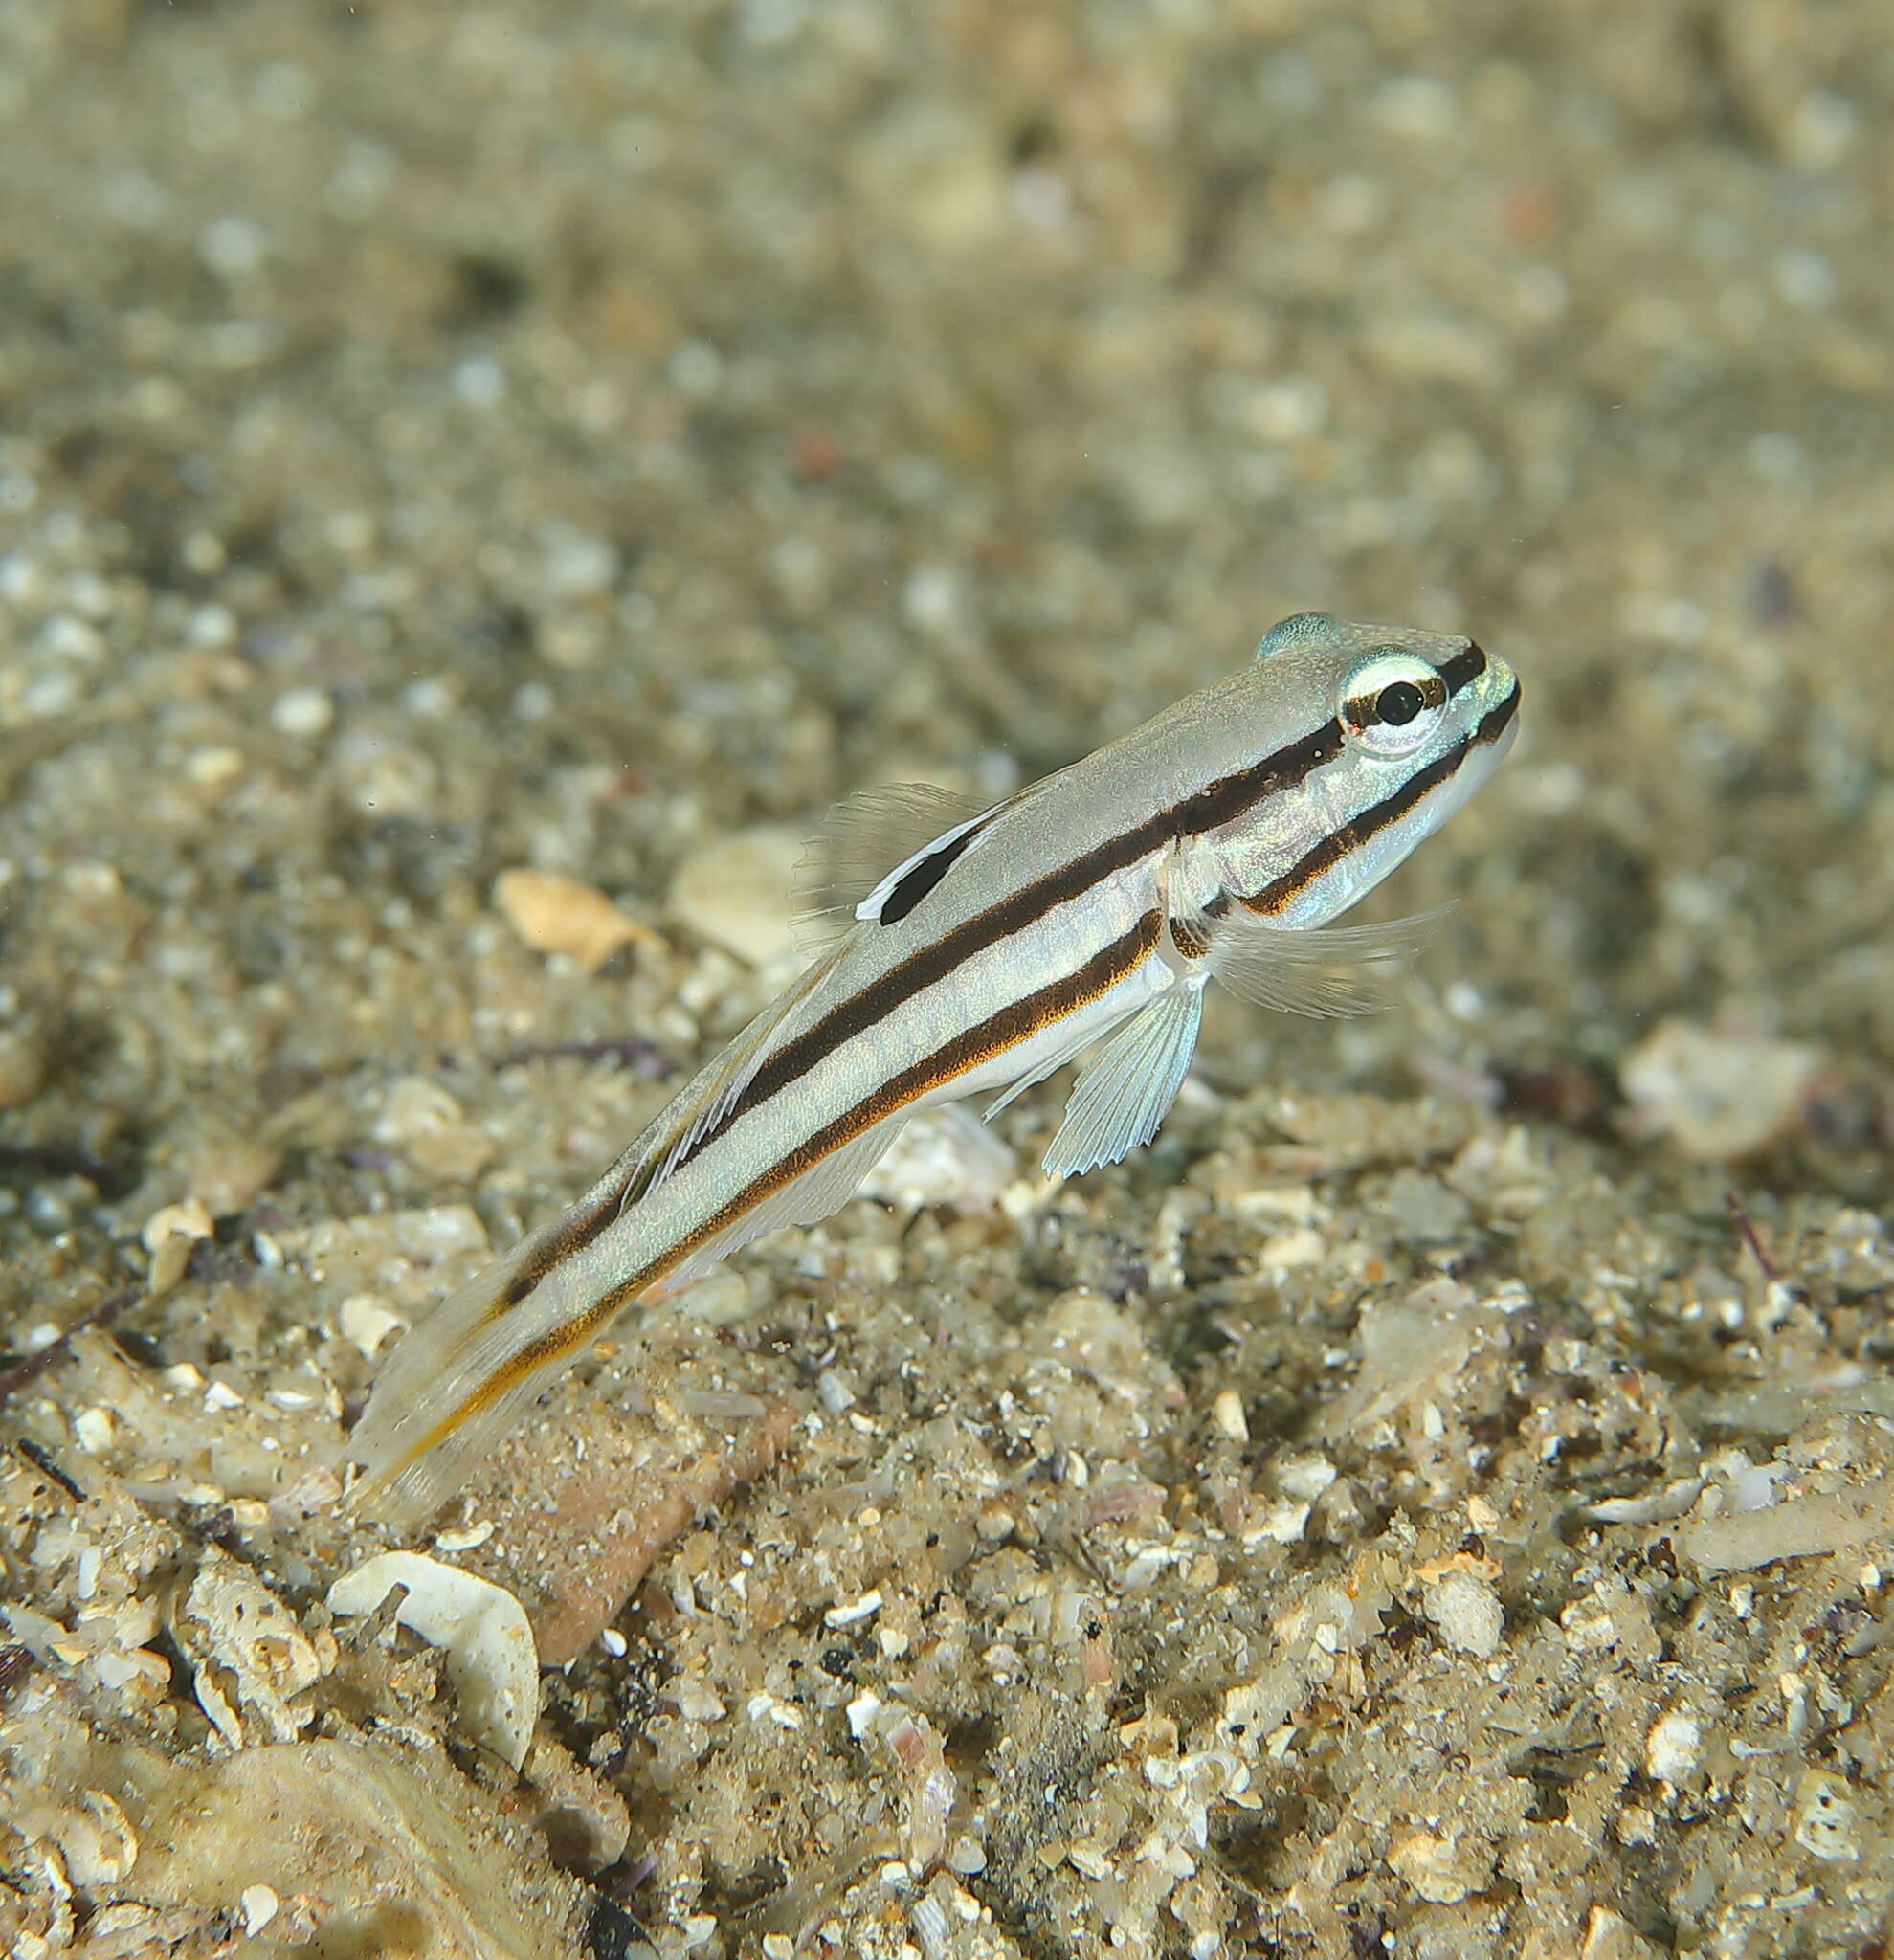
[1042,983,1203,1181]
[349,1088,905,1528]
[345,1224,599,1528]
[1204,903,1451,1018]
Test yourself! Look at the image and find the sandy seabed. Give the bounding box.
[3,4,1894,1956]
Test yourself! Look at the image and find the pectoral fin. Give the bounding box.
[1042,983,1204,1181]
[1203,903,1449,1017]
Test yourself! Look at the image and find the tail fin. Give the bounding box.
[345,1207,618,1528]
[346,1114,916,1528]
[347,945,855,1528]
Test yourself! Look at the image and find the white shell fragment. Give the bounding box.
[143,1195,214,1299]
[326,1551,540,1770]
[239,1884,280,1935]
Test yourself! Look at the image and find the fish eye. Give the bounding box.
[1374,679,1425,725]
[1340,651,1448,757]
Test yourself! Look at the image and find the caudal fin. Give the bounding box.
[345,1211,619,1529]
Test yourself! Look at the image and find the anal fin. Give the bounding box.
[648,1112,911,1300]
[983,1010,1126,1125]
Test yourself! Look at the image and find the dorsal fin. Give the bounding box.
[628,939,844,1204]
[794,783,995,945]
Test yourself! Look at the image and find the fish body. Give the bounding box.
[350,612,1519,1522]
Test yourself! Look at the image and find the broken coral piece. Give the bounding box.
[666,823,806,967]
[135,1736,585,1955]
[174,1548,332,1747]
[494,866,663,975]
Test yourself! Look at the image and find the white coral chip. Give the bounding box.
[1421,1569,1504,1659]
[667,824,806,968]
[1619,1017,1822,1160]
[326,1551,539,1769]
[177,1550,330,1747]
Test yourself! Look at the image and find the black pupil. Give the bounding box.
[1375,679,1425,726]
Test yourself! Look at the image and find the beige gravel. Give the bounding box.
[3,5,1892,1958]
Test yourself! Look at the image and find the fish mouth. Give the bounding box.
[1481,671,1522,761]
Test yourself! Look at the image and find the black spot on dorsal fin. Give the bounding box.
[793,783,994,947]
[876,824,984,925]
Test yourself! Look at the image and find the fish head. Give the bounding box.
[1239,612,1521,923]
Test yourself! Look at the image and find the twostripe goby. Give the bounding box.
[349,612,1520,1523]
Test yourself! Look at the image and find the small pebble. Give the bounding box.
[453,354,507,407]
[374,1077,498,1183]
[1644,1708,1703,1785]
[271,685,335,737]
[1421,1569,1505,1659]
[824,1590,883,1629]
[666,825,806,968]
[74,1407,115,1453]
[0,1028,46,1109]
[1211,1388,1249,1442]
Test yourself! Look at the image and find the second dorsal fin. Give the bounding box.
[794,782,996,943]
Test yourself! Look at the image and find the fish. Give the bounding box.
[348,612,1520,1523]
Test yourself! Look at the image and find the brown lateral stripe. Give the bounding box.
[482,639,1498,1315]
[488,1196,616,1315]
[1239,683,1518,919]
[399,912,1165,1465]
[697,717,1345,1152]
[1170,917,1213,960]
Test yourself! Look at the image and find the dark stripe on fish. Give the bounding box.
[1238,682,1519,919]
[401,911,1165,1461]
